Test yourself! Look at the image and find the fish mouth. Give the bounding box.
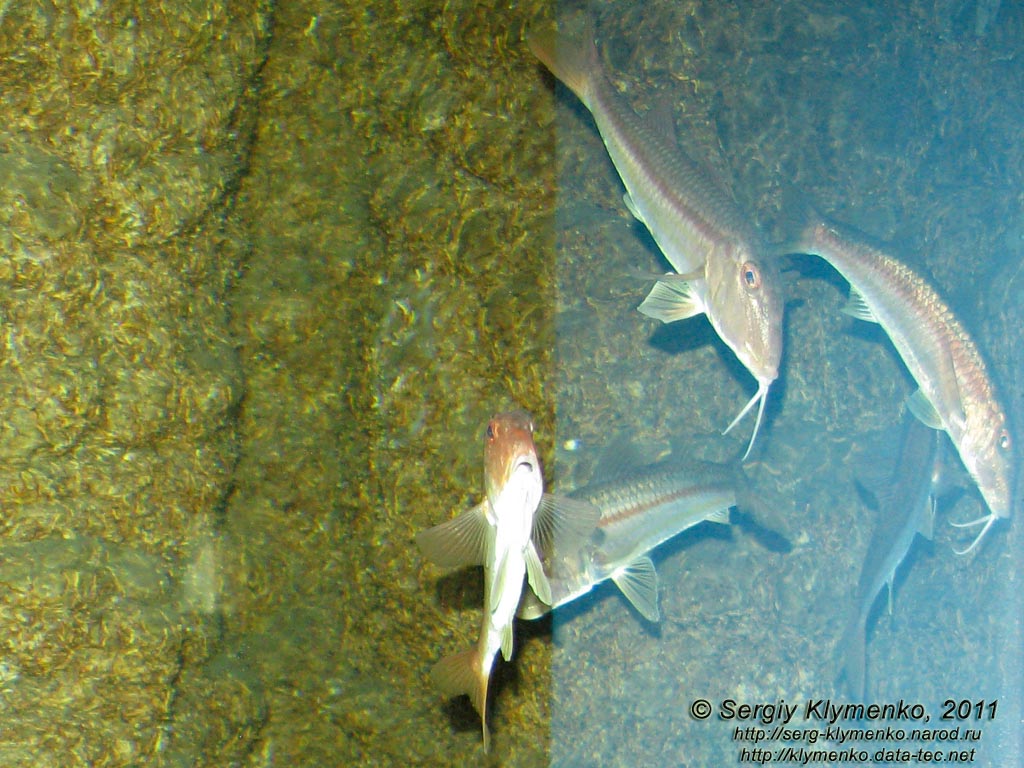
[510,453,538,474]
[502,453,540,490]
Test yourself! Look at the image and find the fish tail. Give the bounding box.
[431,648,492,751]
[774,185,826,256]
[528,21,600,111]
[835,614,867,701]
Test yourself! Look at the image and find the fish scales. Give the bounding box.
[795,216,1013,551]
[575,464,733,548]
[416,411,600,751]
[519,459,736,621]
[579,71,761,276]
[530,23,783,457]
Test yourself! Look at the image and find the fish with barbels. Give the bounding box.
[836,414,944,700]
[416,410,600,751]
[517,449,790,621]
[516,456,738,622]
[529,22,784,459]
[780,210,1014,554]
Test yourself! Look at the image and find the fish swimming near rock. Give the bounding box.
[416,410,600,751]
[781,210,1014,553]
[836,414,944,700]
[529,22,783,459]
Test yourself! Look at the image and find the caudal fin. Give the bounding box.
[835,614,867,701]
[773,186,826,257]
[431,648,492,751]
[527,20,601,111]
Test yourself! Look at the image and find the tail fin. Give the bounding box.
[835,613,867,701]
[431,648,492,751]
[527,19,600,111]
[774,186,825,257]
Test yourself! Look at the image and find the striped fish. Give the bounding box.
[784,211,1014,553]
[518,458,738,621]
[530,22,783,459]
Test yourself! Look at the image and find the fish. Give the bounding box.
[835,414,943,700]
[529,22,783,459]
[781,210,1014,553]
[517,457,740,622]
[416,410,600,751]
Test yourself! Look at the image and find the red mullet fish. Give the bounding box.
[518,457,738,621]
[783,212,1014,553]
[529,23,783,459]
[416,411,599,751]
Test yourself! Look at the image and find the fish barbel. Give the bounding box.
[416,410,600,750]
[529,22,783,459]
[785,212,1014,553]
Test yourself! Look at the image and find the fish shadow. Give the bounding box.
[646,312,720,357]
[645,305,771,422]
[644,289,793,462]
[549,584,664,641]
[440,652,524,754]
[438,695,483,744]
[432,568,483,611]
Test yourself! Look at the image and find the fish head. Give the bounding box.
[483,410,544,524]
[965,419,1015,520]
[704,241,783,389]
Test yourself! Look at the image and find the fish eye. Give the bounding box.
[741,261,761,290]
[486,422,496,439]
[998,429,1012,452]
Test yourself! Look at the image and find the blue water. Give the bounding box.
[547,3,1023,766]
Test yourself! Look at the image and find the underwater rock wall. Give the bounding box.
[0,3,269,765]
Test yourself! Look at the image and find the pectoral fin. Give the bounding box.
[610,555,660,622]
[841,287,877,323]
[516,585,551,620]
[906,389,943,430]
[500,621,514,662]
[638,279,705,323]
[524,539,552,607]
[416,502,489,568]
[531,494,602,561]
[943,366,969,428]
[919,495,936,540]
[623,192,644,223]
[910,346,968,430]
[704,505,731,524]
